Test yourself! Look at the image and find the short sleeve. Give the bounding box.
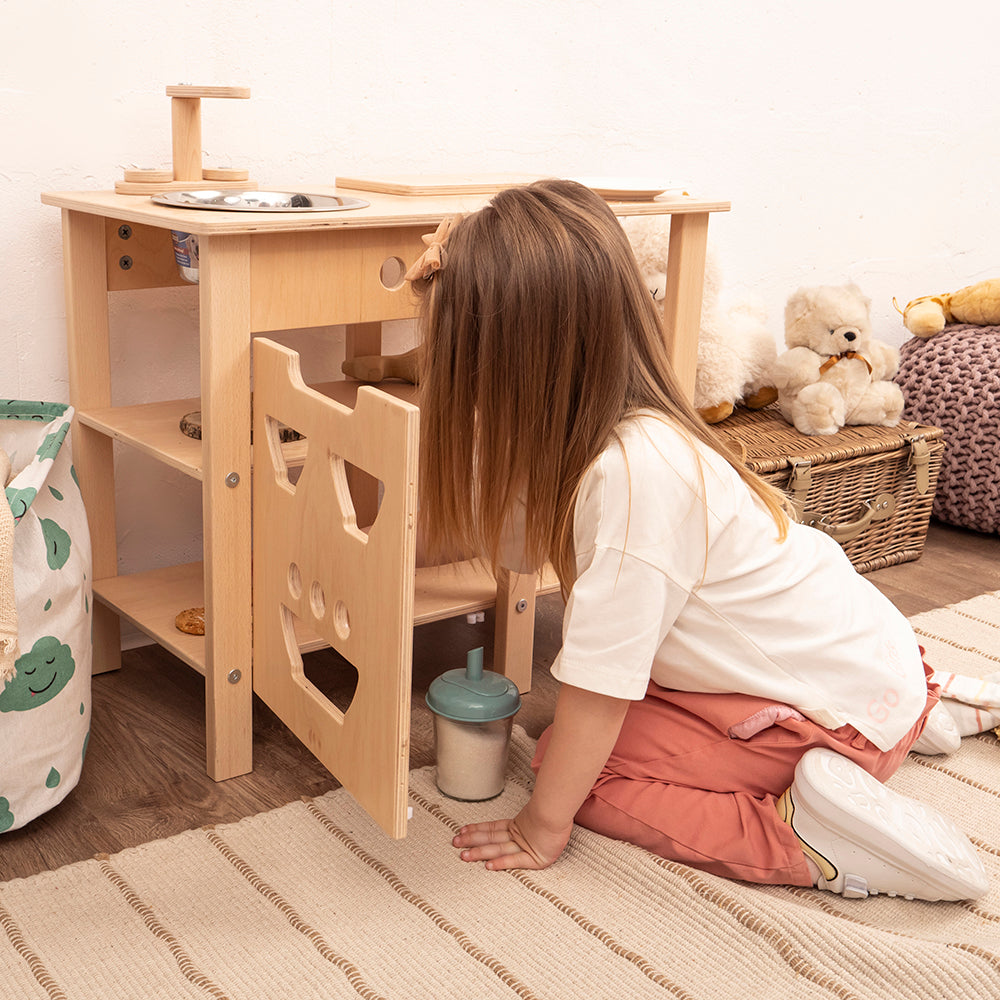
[551,544,687,699]
[549,424,704,699]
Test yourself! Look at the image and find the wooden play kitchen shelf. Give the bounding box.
[42,181,729,834]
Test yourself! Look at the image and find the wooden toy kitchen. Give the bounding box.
[42,85,729,836]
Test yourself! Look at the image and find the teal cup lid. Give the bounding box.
[425,647,521,723]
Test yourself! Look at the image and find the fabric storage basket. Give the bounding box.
[711,405,944,574]
[0,401,92,834]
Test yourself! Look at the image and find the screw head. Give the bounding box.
[118,224,132,240]
[227,669,242,684]
[225,472,240,488]
[118,255,133,270]
[515,598,528,613]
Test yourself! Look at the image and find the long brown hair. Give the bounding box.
[412,179,788,593]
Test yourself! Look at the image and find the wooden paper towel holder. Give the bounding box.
[115,85,257,195]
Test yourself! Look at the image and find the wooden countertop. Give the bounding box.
[41,185,730,236]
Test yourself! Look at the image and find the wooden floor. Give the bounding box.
[3,520,999,882]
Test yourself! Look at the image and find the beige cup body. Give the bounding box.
[433,715,513,801]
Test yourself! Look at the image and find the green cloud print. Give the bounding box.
[36,422,71,462]
[40,518,71,570]
[0,636,76,712]
[5,485,37,523]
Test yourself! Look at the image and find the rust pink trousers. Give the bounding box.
[532,660,938,886]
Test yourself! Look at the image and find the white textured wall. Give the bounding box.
[2,0,998,592]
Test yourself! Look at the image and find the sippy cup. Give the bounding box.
[426,646,521,801]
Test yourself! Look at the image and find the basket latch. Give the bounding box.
[905,435,930,495]
[786,456,812,515]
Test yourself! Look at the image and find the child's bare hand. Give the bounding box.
[453,808,572,871]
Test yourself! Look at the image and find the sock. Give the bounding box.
[935,670,1000,737]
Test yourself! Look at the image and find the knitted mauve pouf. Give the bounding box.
[895,324,1000,533]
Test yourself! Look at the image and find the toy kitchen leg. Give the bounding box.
[661,211,709,399]
[343,321,385,523]
[63,210,122,675]
[198,234,254,780]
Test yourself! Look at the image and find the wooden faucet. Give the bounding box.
[115,85,255,194]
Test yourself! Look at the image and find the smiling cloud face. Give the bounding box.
[0,636,76,712]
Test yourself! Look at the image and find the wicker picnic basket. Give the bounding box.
[711,405,944,574]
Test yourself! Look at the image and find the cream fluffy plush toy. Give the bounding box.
[772,283,904,436]
[622,216,777,423]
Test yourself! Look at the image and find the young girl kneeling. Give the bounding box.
[408,179,988,902]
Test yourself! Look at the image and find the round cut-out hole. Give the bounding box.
[288,562,302,599]
[310,580,326,620]
[379,256,406,291]
[334,600,351,640]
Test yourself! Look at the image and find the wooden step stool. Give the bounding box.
[251,338,557,837]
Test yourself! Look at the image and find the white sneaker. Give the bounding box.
[776,748,989,901]
[910,700,962,755]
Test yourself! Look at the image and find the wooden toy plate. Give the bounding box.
[570,178,688,200]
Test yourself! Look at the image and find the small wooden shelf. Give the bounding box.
[92,562,343,671]
[94,558,559,677]
[79,399,204,479]
[76,382,420,480]
[414,560,559,624]
[94,562,207,673]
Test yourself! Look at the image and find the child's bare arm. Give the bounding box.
[453,683,629,870]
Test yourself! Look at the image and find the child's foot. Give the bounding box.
[931,671,1000,739]
[776,748,988,901]
[910,700,962,755]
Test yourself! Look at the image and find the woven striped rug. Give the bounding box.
[2,592,999,1000]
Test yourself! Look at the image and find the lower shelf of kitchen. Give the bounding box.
[93,560,560,676]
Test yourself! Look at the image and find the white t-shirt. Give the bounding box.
[551,410,927,752]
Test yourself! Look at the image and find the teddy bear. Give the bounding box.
[622,216,777,423]
[771,283,904,436]
[898,277,1000,338]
